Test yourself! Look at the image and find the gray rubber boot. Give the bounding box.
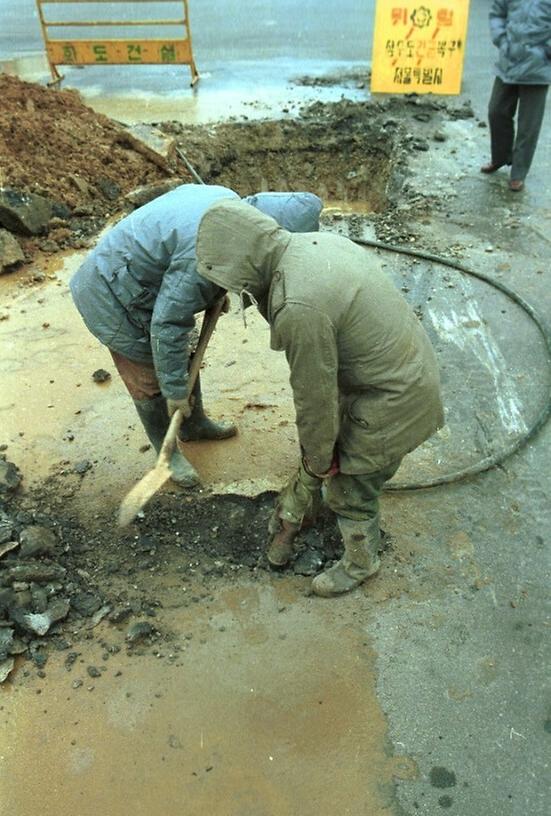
[311,515,381,597]
[179,374,237,442]
[133,396,200,487]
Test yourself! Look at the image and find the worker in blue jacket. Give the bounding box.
[70,184,322,486]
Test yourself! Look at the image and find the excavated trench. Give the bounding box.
[161,100,407,212]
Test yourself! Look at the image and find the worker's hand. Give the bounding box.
[167,396,194,419]
[221,294,231,314]
[302,450,339,479]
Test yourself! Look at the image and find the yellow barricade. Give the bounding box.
[36,0,199,86]
[371,0,471,95]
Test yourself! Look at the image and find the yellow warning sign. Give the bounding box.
[46,39,193,67]
[35,1,199,86]
[371,1,470,95]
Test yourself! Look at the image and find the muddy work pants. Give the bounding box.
[275,459,402,527]
[109,350,161,400]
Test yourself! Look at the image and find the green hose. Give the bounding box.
[352,238,551,490]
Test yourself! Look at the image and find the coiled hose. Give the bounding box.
[352,237,551,490]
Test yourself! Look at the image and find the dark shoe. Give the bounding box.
[509,179,524,192]
[179,372,237,442]
[480,162,504,174]
[133,396,200,487]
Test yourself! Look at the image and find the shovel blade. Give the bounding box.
[118,461,172,527]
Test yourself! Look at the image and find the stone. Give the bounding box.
[86,604,111,629]
[0,228,24,273]
[30,585,49,613]
[0,188,53,236]
[92,368,111,383]
[11,597,69,636]
[0,511,15,545]
[125,179,184,209]
[0,627,14,660]
[70,591,103,617]
[12,590,32,608]
[0,657,15,683]
[119,124,177,170]
[96,177,121,201]
[0,458,22,495]
[19,525,57,558]
[126,621,155,644]
[0,588,15,615]
[0,562,66,586]
[293,547,326,576]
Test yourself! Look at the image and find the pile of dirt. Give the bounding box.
[0,75,182,269]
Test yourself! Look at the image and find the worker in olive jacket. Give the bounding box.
[196,200,444,598]
[70,184,322,487]
[481,0,551,191]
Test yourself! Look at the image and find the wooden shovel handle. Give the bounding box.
[158,296,226,462]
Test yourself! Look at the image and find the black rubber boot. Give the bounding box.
[179,374,237,442]
[133,396,200,487]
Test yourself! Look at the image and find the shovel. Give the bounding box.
[118,296,226,527]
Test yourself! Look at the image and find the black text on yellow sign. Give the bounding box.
[47,39,193,67]
[371,0,471,95]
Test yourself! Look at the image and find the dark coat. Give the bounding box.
[490,0,551,84]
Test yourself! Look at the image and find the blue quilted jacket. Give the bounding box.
[70,184,322,399]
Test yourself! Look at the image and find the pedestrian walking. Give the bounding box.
[481,0,551,191]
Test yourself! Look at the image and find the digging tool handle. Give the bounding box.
[158,296,226,463]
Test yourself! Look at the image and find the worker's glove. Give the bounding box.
[302,449,340,479]
[167,396,194,419]
[268,459,323,533]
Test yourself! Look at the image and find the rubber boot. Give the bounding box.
[265,463,322,568]
[133,396,200,487]
[311,515,381,598]
[267,519,300,568]
[179,374,237,442]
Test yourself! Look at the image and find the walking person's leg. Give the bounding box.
[481,77,518,172]
[510,84,549,189]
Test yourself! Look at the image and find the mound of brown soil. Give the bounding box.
[0,74,169,211]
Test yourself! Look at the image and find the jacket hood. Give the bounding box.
[243,191,322,231]
[196,199,292,301]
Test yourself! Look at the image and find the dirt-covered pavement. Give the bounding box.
[1,7,550,814]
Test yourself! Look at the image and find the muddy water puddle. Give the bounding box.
[1,580,402,816]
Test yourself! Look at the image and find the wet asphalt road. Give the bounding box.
[1,2,550,815]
